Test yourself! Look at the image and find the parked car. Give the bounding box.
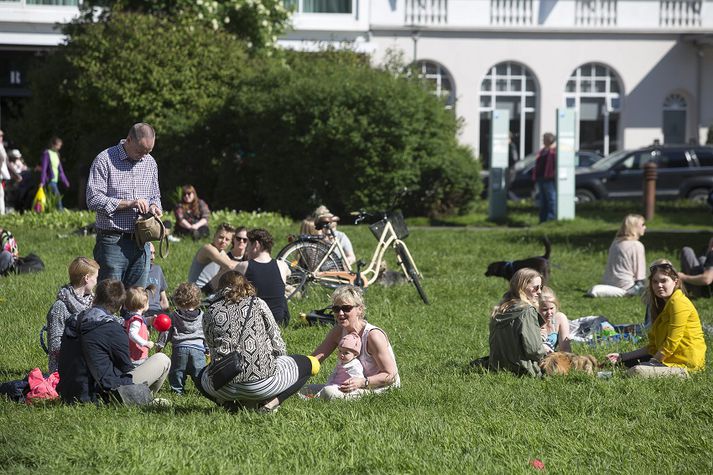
[501,150,603,199]
[573,145,713,203]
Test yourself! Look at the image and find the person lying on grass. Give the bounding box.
[607,262,706,378]
[489,268,546,377]
[301,285,400,400]
[57,279,170,404]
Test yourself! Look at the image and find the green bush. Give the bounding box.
[205,51,481,218]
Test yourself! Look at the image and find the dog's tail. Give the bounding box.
[542,236,551,260]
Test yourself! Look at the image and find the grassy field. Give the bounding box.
[1,200,712,474]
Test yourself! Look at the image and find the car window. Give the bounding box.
[616,153,637,171]
[635,151,656,169]
[591,149,630,170]
[694,148,713,167]
[655,149,689,168]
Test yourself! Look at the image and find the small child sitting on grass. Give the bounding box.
[46,257,100,373]
[123,287,154,367]
[539,286,571,353]
[314,332,364,400]
[156,282,207,394]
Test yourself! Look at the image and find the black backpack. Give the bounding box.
[13,253,45,274]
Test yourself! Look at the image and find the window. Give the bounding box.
[656,149,689,168]
[412,60,456,110]
[479,61,537,166]
[283,0,352,13]
[663,93,687,144]
[564,62,622,154]
[694,148,713,167]
[25,0,79,4]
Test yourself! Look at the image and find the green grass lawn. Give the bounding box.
[1,201,712,473]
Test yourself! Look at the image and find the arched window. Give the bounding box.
[564,63,622,155]
[413,60,456,110]
[479,61,537,166]
[663,93,688,144]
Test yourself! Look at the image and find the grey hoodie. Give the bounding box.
[46,285,94,373]
[488,303,546,377]
[157,308,205,350]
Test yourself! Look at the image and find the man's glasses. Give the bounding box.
[650,262,675,274]
[234,237,248,243]
[332,304,356,314]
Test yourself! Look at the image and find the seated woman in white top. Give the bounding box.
[187,223,237,295]
[588,214,647,298]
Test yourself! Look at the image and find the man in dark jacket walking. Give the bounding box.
[57,279,170,403]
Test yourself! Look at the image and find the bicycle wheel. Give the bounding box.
[395,242,429,305]
[277,240,346,300]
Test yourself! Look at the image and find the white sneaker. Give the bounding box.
[167,235,181,243]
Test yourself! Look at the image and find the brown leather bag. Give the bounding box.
[134,212,169,258]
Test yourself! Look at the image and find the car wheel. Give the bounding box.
[575,189,596,204]
[687,188,710,204]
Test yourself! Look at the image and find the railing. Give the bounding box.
[405,0,448,25]
[575,0,618,26]
[490,0,533,26]
[659,0,702,26]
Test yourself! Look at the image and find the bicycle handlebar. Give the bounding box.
[349,188,411,225]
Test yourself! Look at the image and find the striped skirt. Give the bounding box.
[201,355,300,402]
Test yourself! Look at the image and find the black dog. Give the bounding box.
[484,237,551,283]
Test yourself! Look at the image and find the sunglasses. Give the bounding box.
[332,304,356,314]
[234,237,248,243]
[650,263,675,274]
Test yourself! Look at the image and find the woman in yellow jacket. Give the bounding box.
[607,262,706,377]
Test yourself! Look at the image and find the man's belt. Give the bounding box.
[97,228,135,238]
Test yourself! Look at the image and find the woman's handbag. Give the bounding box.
[207,297,255,390]
[134,212,169,258]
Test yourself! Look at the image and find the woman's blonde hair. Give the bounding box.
[68,256,100,287]
[124,286,150,313]
[492,268,542,316]
[331,285,366,316]
[539,286,560,311]
[616,214,645,241]
[219,271,256,303]
[645,258,685,319]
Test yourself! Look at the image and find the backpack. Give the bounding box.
[14,253,45,274]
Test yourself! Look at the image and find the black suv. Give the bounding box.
[573,145,713,203]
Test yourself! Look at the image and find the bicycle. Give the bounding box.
[276,207,429,304]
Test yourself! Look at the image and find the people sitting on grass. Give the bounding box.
[174,184,211,240]
[46,257,100,373]
[488,268,546,377]
[301,285,400,400]
[156,282,207,395]
[227,226,248,261]
[677,236,713,298]
[198,271,315,413]
[187,223,237,295]
[607,262,706,377]
[539,286,571,353]
[57,279,170,404]
[302,205,356,267]
[0,227,18,276]
[588,214,647,298]
[234,228,291,326]
[304,332,365,401]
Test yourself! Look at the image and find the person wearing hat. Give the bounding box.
[311,332,365,401]
[313,205,356,266]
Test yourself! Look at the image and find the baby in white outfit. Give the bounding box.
[320,332,364,397]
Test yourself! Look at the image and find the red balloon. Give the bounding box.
[153,313,171,332]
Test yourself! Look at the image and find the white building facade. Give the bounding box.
[281,0,713,159]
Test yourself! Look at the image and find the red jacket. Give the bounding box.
[532,146,556,181]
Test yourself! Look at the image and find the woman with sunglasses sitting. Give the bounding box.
[607,262,706,377]
[174,184,211,240]
[301,285,400,400]
[488,268,546,377]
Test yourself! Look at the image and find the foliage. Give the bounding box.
[1,206,712,473]
[1,210,96,231]
[18,13,249,205]
[70,0,290,51]
[205,50,481,218]
[210,209,292,230]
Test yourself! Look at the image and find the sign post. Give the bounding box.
[488,109,510,221]
[556,108,576,220]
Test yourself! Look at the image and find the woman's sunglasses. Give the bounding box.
[332,304,356,314]
[650,262,675,274]
[234,237,248,243]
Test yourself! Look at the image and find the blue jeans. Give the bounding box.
[169,346,207,394]
[0,251,14,275]
[94,231,150,288]
[47,181,63,210]
[537,179,556,223]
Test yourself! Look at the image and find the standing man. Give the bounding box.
[532,132,557,223]
[40,136,71,210]
[87,123,162,288]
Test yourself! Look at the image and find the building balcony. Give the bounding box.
[368,0,713,32]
